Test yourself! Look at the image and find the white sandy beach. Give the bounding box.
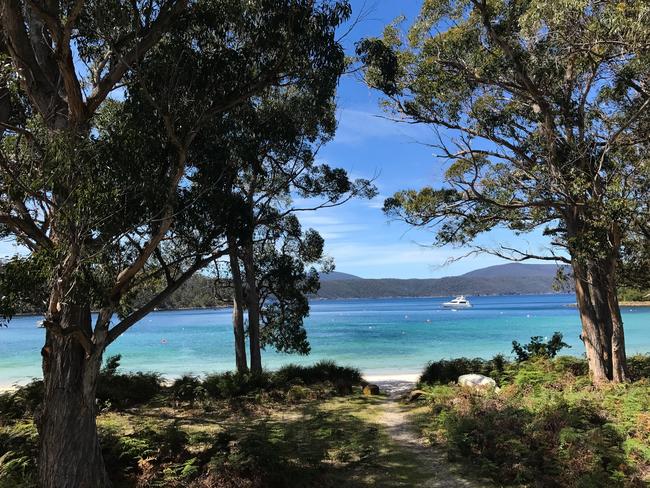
[363,372,419,383]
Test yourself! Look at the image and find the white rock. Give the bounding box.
[458,374,497,390]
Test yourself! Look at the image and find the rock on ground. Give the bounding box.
[457,374,497,390]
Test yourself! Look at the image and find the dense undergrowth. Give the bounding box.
[417,355,650,487]
[0,359,368,487]
[2,355,649,487]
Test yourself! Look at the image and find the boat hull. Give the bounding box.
[442,303,472,308]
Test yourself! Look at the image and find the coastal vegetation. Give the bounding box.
[0,359,376,488]
[2,354,648,487]
[359,0,650,382]
[415,356,650,487]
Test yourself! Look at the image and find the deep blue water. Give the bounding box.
[1,294,648,385]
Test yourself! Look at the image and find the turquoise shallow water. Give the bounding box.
[1,294,648,385]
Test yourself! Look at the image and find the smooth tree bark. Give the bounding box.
[228,235,248,373]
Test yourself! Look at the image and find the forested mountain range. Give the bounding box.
[316,263,572,299]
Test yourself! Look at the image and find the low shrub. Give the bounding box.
[273,361,362,388]
[421,359,650,487]
[202,362,361,399]
[0,381,43,422]
[627,354,650,382]
[96,355,162,409]
[170,375,206,406]
[0,422,38,488]
[202,371,271,399]
[419,355,509,386]
[286,385,310,403]
[553,356,589,376]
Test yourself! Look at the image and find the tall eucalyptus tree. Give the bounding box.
[0,1,351,485]
[359,0,650,382]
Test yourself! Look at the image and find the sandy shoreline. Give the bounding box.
[566,301,650,308]
[620,301,650,307]
[364,373,419,383]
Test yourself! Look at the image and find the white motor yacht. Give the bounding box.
[442,295,472,308]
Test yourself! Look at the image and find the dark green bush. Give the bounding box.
[627,354,650,382]
[553,356,589,376]
[202,362,362,399]
[512,332,570,362]
[170,375,206,405]
[96,355,162,409]
[0,381,43,422]
[419,355,509,386]
[273,361,362,387]
[202,371,271,399]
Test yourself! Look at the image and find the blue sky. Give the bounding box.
[0,1,558,279]
[297,1,557,279]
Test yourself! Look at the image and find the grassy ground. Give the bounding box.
[0,384,482,488]
[2,357,487,488]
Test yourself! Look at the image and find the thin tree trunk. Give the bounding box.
[228,238,248,373]
[37,303,111,488]
[243,242,262,374]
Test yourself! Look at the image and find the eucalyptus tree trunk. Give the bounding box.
[605,255,627,382]
[228,239,248,373]
[242,242,262,374]
[572,257,627,383]
[37,303,111,488]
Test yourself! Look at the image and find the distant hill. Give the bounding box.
[315,263,572,299]
[319,271,363,282]
[462,263,566,279]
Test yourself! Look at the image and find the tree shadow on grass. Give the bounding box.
[101,392,462,488]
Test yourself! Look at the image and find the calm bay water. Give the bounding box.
[1,294,648,385]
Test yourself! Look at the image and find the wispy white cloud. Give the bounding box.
[324,240,461,274]
[365,194,388,209]
[298,210,369,241]
[333,108,432,145]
